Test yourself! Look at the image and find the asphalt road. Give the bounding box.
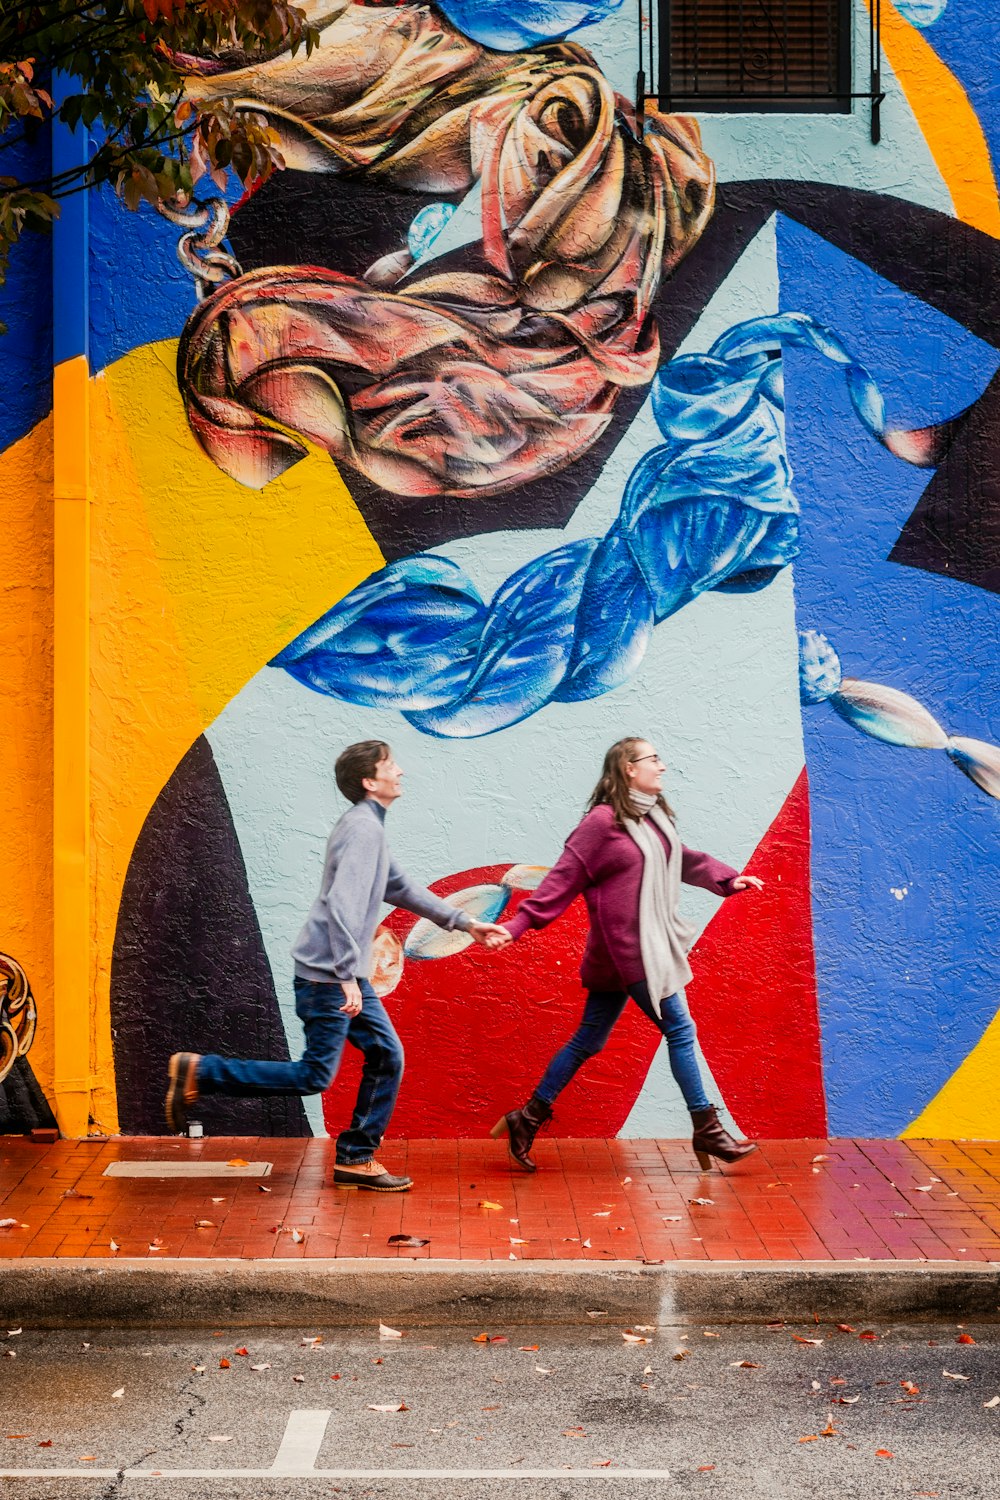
[1,1317,998,1498]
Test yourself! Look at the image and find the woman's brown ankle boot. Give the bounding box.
[490,1093,553,1171]
[690,1104,757,1170]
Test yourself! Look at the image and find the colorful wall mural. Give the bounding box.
[1,0,999,1142]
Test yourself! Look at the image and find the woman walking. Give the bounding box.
[492,738,763,1172]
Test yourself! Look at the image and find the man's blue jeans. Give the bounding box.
[196,976,404,1165]
[535,982,711,1113]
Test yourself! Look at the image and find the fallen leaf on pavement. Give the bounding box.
[799,1435,819,1443]
[662,1216,682,1223]
[875,1449,893,1458]
[957,1334,977,1345]
[490,1336,508,1344]
[111,1388,125,1400]
[820,1419,838,1437]
[702,1331,720,1339]
[78,1455,97,1461]
[258,1185,271,1193]
[901,1381,920,1396]
[250,1363,271,1371]
[0,1220,18,1230]
[793,1336,823,1346]
[211,1197,225,1204]
[697,1464,715,1471]
[234,1347,249,1356]
[6,1435,29,1440]
[368,1403,407,1412]
[7,1329,21,1338]
[833,1394,861,1404]
[477,1201,503,1211]
[330,1373,342,1381]
[472,1333,490,1343]
[858,1331,879,1341]
[689,1198,714,1206]
[535,1366,554,1374]
[837,1324,856,1333]
[593,1212,611,1218]
[219,1358,231,1369]
[191,1364,205,1373]
[943,1370,971,1381]
[208,1435,233,1443]
[379,1324,404,1340]
[227,1158,249,1167]
[109,1240,119,1253]
[983,1396,1000,1409]
[592,1459,613,1467]
[292,1375,306,1383]
[289,1228,305,1244]
[912,1185,934,1192]
[37,1440,52,1447]
[623,1332,650,1344]
[194,1219,215,1228]
[811,1154,829,1162]
[673,1349,690,1361]
[509,1237,529,1245]
[388,1235,430,1248]
[730,1361,761,1369]
[302,1337,323,1346]
[519,1345,539,1352]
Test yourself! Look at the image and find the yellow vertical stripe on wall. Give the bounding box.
[87,341,384,1133]
[53,356,93,1139]
[877,0,1000,239]
[0,417,55,1109]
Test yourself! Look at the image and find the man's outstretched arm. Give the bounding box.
[384,858,508,948]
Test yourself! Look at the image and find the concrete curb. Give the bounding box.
[3,1259,999,1328]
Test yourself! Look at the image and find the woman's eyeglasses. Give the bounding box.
[629,754,664,766]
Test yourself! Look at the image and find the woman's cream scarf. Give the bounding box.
[623,792,697,1017]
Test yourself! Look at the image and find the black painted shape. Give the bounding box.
[889,367,1000,594]
[111,736,310,1137]
[0,1057,58,1135]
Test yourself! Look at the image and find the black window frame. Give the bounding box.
[638,0,885,142]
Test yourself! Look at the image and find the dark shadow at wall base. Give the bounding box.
[0,1057,59,1135]
[110,735,311,1138]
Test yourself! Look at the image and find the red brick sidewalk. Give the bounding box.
[2,1136,999,1263]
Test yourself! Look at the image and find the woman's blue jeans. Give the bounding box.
[535,982,711,1114]
[196,976,403,1164]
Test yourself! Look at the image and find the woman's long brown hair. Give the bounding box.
[586,737,675,826]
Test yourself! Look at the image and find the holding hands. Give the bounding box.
[468,921,513,951]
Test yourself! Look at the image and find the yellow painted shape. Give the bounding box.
[0,416,55,1111]
[53,356,93,1138]
[878,0,1000,239]
[87,340,383,1133]
[903,1013,1000,1140]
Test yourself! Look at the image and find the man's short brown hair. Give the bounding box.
[335,740,390,804]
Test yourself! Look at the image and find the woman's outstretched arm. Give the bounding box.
[681,845,763,896]
[504,846,591,941]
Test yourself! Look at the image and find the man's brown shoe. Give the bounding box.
[165,1052,200,1134]
[333,1159,413,1192]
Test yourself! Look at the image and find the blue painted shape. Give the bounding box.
[917,2,1000,190]
[51,75,89,367]
[776,214,1000,1136]
[0,132,53,452]
[89,168,244,374]
[431,0,624,50]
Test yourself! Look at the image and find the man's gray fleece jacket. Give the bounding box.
[292,798,472,983]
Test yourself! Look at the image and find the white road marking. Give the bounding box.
[269,1408,330,1473]
[0,1410,672,1481]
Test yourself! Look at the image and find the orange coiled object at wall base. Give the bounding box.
[176,0,715,498]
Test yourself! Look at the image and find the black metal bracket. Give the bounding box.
[638,0,884,145]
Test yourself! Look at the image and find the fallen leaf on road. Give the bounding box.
[302,1337,323,1347]
[730,1361,761,1368]
[191,1364,205,1373]
[78,1455,97,1461]
[472,1333,490,1343]
[519,1345,539,1352]
[983,1396,1000,1409]
[535,1366,554,1374]
[477,1201,502,1211]
[673,1349,690,1361]
[820,1419,838,1437]
[586,1311,607,1318]
[368,1403,407,1412]
[623,1333,650,1344]
[901,1381,920,1396]
[957,1334,977,1345]
[208,1435,233,1443]
[702,1331,720,1339]
[6,1435,29,1440]
[111,1388,124,1400]
[292,1375,306,1383]
[379,1324,403,1340]
[799,1435,819,1443]
[388,1235,430,1248]
[875,1449,893,1458]
[592,1459,613,1467]
[234,1347,249,1356]
[562,1427,586,1438]
[697,1464,715,1471]
[859,1331,879,1341]
[219,1358,231,1369]
[7,1329,21,1338]
[250,1363,271,1372]
[837,1324,856,1333]
[833,1395,860,1404]
[792,1336,823,1346]
[943,1370,971,1380]
[38,1440,52,1447]
[330,1373,342,1380]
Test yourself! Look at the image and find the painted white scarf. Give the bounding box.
[623,793,697,1017]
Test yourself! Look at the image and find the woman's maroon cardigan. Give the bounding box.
[503,802,740,990]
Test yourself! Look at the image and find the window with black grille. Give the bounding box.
[657,0,853,112]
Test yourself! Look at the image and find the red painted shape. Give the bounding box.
[321,865,661,1141]
[684,766,827,1137]
[321,772,827,1140]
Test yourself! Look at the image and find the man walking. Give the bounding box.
[165,740,505,1191]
